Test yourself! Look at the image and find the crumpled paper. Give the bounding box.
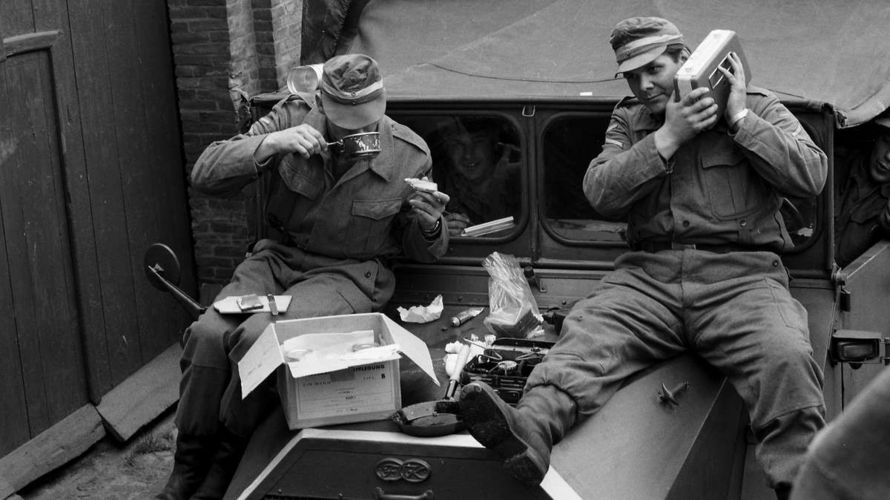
[397,294,444,323]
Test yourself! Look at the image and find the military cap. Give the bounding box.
[320,54,387,130]
[610,17,686,75]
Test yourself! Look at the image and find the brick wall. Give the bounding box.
[166,0,302,302]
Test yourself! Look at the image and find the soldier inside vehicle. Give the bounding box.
[401,115,522,237]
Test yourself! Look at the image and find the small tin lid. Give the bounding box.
[286,63,324,94]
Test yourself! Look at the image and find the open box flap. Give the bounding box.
[382,314,440,386]
[238,324,286,397]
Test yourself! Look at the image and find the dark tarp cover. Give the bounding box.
[331,0,890,127]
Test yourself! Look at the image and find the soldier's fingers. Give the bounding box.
[685,87,710,104]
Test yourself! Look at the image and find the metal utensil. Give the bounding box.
[327,131,381,158]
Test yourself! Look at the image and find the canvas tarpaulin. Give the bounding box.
[320,0,889,126]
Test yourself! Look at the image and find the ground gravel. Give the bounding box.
[17,411,176,500]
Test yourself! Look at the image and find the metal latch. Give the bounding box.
[831,266,852,312]
[839,284,851,312]
[830,329,889,368]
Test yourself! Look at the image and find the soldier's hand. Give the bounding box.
[656,87,718,159]
[666,87,718,140]
[409,190,450,232]
[266,123,328,159]
[445,212,471,236]
[719,52,748,129]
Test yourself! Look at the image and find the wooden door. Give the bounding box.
[0,3,90,455]
[0,0,194,456]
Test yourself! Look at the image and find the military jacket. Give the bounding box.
[191,95,447,263]
[584,87,827,251]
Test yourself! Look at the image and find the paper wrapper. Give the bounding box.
[397,294,444,323]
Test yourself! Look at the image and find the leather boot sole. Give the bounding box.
[459,382,548,486]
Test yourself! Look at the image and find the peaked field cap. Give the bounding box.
[320,53,386,129]
[610,17,685,75]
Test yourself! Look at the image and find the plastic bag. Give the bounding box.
[482,252,544,338]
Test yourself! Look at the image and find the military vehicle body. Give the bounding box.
[181,1,890,498]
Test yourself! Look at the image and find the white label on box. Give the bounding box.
[294,363,396,420]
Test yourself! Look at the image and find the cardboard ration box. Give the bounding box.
[673,29,751,119]
[238,313,438,429]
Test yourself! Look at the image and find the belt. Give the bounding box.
[636,241,754,254]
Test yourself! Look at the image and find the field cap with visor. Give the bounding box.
[610,17,685,77]
[320,54,386,130]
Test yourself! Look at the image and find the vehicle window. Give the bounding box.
[395,114,522,238]
[542,114,821,250]
[782,118,823,250]
[542,115,627,243]
[781,196,817,247]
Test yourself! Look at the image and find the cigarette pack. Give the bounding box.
[673,29,751,118]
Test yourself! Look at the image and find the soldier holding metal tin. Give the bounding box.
[157,54,449,499]
[458,17,827,500]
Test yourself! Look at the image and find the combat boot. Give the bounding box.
[459,382,576,486]
[191,427,249,499]
[155,433,215,500]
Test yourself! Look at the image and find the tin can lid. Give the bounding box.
[286,63,324,94]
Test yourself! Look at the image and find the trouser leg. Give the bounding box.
[218,274,366,436]
[687,251,825,491]
[754,408,825,497]
[461,263,685,485]
[190,273,372,498]
[173,247,387,497]
[527,262,686,416]
[163,254,278,499]
[159,310,238,499]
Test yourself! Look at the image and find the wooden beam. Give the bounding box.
[0,405,104,498]
[96,343,182,442]
[3,31,59,57]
